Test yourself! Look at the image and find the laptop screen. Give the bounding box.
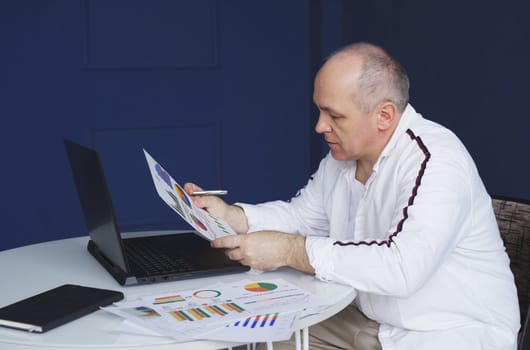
[64,139,129,273]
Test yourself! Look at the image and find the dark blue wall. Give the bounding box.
[335,0,530,201]
[2,0,529,251]
[1,0,313,251]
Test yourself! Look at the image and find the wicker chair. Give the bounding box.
[492,196,530,350]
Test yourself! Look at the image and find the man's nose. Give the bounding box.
[315,115,332,134]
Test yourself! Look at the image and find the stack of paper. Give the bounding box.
[102,278,324,342]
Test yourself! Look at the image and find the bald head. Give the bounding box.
[322,42,410,114]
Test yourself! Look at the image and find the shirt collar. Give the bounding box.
[372,103,420,172]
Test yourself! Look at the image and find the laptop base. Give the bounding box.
[87,232,249,286]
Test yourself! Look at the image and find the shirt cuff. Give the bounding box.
[234,202,261,233]
[305,236,335,282]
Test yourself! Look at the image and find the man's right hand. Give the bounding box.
[184,182,249,234]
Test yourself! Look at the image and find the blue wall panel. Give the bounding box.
[83,0,218,68]
[92,124,222,231]
[0,0,312,251]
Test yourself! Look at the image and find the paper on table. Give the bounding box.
[110,310,298,343]
[209,279,324,315]
[202,310,299,342]
[102,278,323,343]
[111,319,166,337]
[143,150,235,241]
[103,282,252,341]
[102,299,222,342]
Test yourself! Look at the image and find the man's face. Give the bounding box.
[313,58,379,162]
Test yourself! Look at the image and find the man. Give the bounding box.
[185,42,519,349]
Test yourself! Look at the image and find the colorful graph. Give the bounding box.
[124,306,161,318]
[155,164,172,187]
[231,313,279,328]
[243,292,306,306]
[190,213,208,231]
[169,303,245,322]
[153,294,185,304]
[193,289,221,299]
[244,282,278,292]
[174,184,192,209]
[166,191,185,217]
[211,216,231,234]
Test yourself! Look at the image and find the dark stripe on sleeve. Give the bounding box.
[333,129,431,248]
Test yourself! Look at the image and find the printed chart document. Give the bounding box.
[202,310,299,342]
[144,150,235,241]
[102,278,324,342]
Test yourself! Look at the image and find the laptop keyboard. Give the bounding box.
[124,240,197,276]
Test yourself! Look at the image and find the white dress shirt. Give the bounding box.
[239,104,520,350]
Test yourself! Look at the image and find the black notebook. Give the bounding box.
[0,284,124,333]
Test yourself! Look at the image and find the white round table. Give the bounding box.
[0,234,356,350]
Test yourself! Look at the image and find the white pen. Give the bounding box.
[191,190,228,196]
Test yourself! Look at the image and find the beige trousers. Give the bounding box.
[258,304,381,350]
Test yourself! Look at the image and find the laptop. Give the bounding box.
[64,139,249,286]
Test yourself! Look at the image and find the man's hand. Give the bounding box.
[184,182,249,234]
[211,231,315,274]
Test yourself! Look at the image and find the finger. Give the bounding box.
[183,182,203,195]
[194,194,225,211]
[188,190,215,208]
[225,247,244,261]
[211,235,242,249]
[238,258,252,268]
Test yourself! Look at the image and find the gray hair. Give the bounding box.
[328,42,410,114]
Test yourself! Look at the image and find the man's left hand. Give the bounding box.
[211,231,315,274]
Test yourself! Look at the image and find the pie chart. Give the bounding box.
[155,164,171,188]
[174,184,192,209]
[190,213,208,231]
[244,282,278,292]
[193,289,221,299]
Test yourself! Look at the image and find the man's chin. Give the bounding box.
[330,150,347,161]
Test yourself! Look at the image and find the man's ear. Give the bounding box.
[376,101,398,131]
